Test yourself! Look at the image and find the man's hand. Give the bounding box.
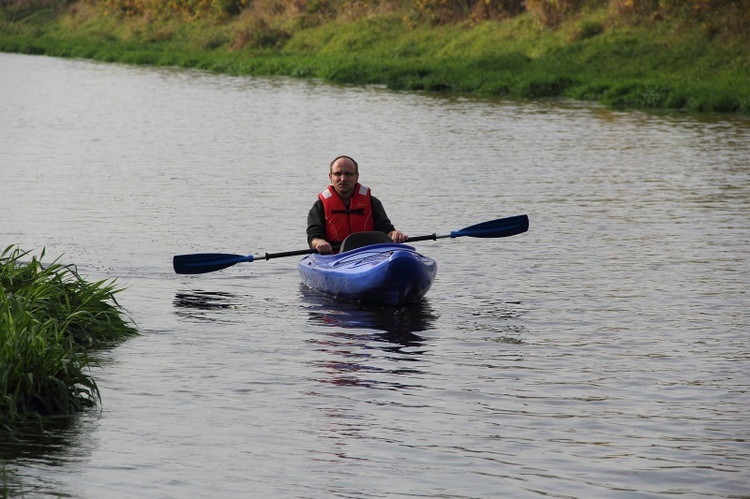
[311,238,333,254]
[388,230,409,243]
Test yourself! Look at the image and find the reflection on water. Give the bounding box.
[301,285,438,390]
[172,289,241,323]
[307,327,426,389]
[0,416,90,498]
[300,284,438,342]
[0,417,82,462]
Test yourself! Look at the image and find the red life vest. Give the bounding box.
[319,183,375,244]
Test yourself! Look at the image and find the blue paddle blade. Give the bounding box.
[450,214,529,238]
[173,253,254,274]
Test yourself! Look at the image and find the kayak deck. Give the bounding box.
[298,243,437,306]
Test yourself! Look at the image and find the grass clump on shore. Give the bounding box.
[0,0,749,114]
[1,245,137,436]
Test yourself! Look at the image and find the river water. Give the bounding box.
[1,52,749,497]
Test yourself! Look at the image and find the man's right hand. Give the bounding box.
[311,238,333,254]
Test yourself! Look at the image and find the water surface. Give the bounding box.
[1,52,749,497]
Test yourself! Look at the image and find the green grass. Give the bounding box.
[1,246,137,437]
[1,2,749,113]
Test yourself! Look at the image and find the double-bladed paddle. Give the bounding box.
[173,214,529,275]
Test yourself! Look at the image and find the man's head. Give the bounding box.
[329,155,359,201]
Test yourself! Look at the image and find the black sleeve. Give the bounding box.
[306,199,327,247]
[371,196,396,235]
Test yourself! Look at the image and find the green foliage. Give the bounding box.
[231,16,292,49]
[412,0,525,24]
[0,0,748,113]
[90,0,249,19]
[570,20,604,41]
[0,246,137,435]
[525,0,585,27]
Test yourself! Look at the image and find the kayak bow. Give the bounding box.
[298,243,437,306]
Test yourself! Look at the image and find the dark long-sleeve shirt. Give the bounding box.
[307,195,396,247]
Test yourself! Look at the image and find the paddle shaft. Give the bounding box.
[173,214,528,274]
[261,248,316,260]
[409,233,440,243]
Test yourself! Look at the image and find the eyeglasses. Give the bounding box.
[330,171,357,178]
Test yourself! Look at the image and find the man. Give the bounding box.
[307,155,408,254]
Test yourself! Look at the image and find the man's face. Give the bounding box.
[329,159,359,201]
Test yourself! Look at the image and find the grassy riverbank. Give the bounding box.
[1,0,749,113]
[1,246,137,437]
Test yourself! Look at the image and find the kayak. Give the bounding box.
[298,242,437,306]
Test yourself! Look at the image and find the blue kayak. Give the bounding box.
[298,242,437,306]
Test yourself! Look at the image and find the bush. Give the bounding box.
[569,20,604,41]
[231,17,291,48]
[413,0,524,23]
[0,246,137,434]
[525,0,585,27]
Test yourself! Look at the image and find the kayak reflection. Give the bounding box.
[302,285,438,390]
[300,284,438,345]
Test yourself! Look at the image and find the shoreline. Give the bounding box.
[1,2,749,114]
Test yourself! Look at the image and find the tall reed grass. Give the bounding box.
[1,245,137,435]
